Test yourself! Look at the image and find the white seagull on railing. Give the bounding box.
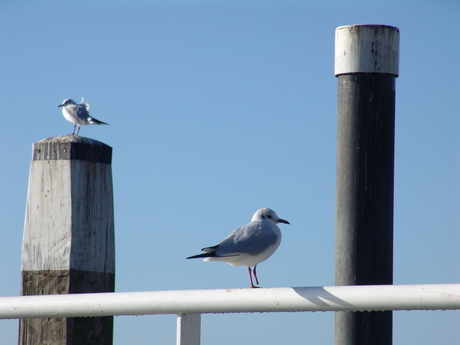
[58,97,108,135]
[187,207,290,288]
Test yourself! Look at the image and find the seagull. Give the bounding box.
[187,208,289,288]
[58,98,108,135]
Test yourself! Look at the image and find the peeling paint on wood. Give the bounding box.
[335,25,400,76]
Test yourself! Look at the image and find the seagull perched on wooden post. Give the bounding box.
[187,208,290,288]
[58,98,108,135]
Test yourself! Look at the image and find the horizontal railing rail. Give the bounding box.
[1,284,459,319]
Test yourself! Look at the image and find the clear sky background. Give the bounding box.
[1,0,459,344]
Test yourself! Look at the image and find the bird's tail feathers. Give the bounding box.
[201,245,219,253]
[186,245,219,259]
[90,118,109,125]
[186,252,217,260]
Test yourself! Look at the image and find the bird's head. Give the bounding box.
[252,208,290,225]
[58,98,76,108]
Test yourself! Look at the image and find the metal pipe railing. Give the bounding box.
[1,284,459,319]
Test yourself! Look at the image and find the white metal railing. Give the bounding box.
[2,284,460,345]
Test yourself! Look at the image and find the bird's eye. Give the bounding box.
[267,215,272,219]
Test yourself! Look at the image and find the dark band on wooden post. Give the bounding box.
[20,135,115,345]
[334,25,399,345]
[32,136,112,163]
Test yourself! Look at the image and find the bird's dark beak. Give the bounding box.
[58,104,63,107]
[277,218,290,225]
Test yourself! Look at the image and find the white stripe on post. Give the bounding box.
[334,24,399,76]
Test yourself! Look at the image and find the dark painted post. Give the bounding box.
[334,25,399,345]
[19,135,115,345]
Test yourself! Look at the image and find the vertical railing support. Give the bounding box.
[334,25,399,345]
[177,313,201,345]
[20,135,115,345]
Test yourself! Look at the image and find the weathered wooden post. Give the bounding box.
[19,135,115,345]
[334,25,399,345]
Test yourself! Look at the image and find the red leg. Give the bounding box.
[253,265,260,285]
[248,266,258,288]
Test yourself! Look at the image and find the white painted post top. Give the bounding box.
[335,24,400,77]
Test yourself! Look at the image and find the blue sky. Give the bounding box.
[1,0,459,344]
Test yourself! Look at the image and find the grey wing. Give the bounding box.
[75,104,91,120]
[216,222,279,256]
[79,98,90,111]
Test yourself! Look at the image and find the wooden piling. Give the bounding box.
[19,135,115,345]
[334,25,399,345]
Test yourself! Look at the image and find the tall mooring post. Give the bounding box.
[20,135,115,345]
[334,25,399,345]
